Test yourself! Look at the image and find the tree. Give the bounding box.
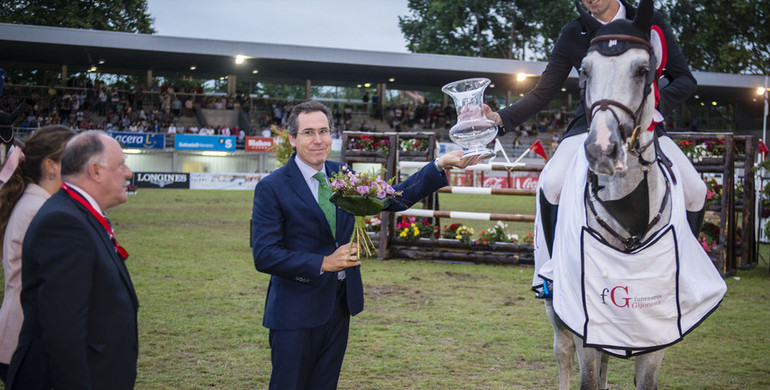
[398,0,574,60]
[660,0,769,74]
[0,0,155,34]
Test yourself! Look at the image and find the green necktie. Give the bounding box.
[313,172,336,239]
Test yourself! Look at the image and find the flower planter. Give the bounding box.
[346,150,388,158]
[399,150,429,157]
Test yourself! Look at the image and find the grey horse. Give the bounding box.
[542,0,676,388]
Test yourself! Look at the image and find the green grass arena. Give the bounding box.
[1,189,768,389]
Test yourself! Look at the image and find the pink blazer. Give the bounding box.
[0,183,50,363]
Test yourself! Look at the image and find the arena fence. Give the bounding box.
[340,131,754,274]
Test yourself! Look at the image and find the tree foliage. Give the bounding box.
[0,0,155,34]
[660,0,769,74]
[399,0,575,60]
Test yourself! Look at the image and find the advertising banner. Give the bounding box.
[110,132,165,149]
[245,136,274,152]
[190,172,268,190]
[133,172,190,189]
[174,134,236,151]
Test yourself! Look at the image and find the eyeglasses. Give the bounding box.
[298,128,331,137]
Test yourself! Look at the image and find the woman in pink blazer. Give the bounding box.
[0,126,74,384]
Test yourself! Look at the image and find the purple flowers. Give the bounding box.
[329,166,400,200]
[356,185,370,196]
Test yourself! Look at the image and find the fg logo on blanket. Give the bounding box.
[600,286,663,309]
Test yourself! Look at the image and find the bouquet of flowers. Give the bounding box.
[329,166,401,257]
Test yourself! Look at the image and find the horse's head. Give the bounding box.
[577,0,663,176]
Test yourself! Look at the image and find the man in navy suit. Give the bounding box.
[7,131,137,390]
[251,101,479,389]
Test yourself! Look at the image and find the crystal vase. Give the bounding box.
[441,78,498,158]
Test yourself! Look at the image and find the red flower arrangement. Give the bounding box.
[348,136,389,153]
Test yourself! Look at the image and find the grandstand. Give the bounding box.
[1,22,767,174]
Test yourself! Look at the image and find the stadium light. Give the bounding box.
[190,66,196,71]
[202,151,229,157]
[123,149,141,154]
[235,55,246,64]
[516,73,527,82]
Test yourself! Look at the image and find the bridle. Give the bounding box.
[583,34,674,251]
[584,34,656,159]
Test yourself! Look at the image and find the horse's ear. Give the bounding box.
[650,26,666,71]
[633,0,654,32]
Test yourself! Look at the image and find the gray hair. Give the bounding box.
[286,101,333,137]
[61,131,108,179]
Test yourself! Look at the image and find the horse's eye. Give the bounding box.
[635,66,649,78]
[581,67,590,79]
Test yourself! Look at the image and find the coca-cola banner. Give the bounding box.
[449,172,539,189]
[245,137,274,152]
[133,172,190,189]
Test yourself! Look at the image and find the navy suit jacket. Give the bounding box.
[251,155,448,330]
[7,188,139,390]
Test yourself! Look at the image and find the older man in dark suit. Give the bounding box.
[252,101,479,389]
[7,131,137,390]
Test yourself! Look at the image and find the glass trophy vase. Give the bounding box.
[441,77,498,158]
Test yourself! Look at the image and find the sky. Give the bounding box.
[146,0,412,53]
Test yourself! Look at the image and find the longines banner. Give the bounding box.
[174,134,236,151]
[110,132,165,149]
[133,172,190,189]
[244,136,274,152]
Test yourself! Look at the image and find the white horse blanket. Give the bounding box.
[537,143,726,357]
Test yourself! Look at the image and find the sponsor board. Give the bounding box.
[190,172,268,190]
[512,175,539,190]
[133,172,190,189]
[451,171,539,188]
[110,132,165,149]
[174,134,236,151]
[245,136,274,152]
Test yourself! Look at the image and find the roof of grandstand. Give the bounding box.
[0,22,765,106]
